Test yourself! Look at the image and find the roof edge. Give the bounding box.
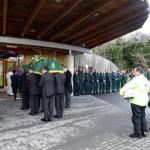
[0,36,92,54]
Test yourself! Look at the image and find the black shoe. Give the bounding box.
[20,107,25,110]
[53,115,60,118]
[41,118,49,122]
[65,105,68,108]
[48,118,53,121]
[29,112,34,115]
[40,110,44,113]
[129,134,142,139]
[142,132,147,137]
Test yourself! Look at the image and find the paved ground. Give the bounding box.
[0,93,150,150]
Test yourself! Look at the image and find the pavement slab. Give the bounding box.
[0,95,150,150]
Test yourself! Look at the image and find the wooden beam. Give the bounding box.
[72,8,148,44]
[88,24,143,48]
[21,0,47,37]
[37,0,83,39]
[85,16,147,45]
[2,0,8,35]
[49,0,109,41]
[62,0,144,42]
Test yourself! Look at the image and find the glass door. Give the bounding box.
[0,60,4,87]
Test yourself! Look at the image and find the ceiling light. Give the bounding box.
[94,13,100,17]
[6,45,17,48]
[56,0,62,3]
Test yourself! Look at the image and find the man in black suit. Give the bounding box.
[27,67,40,115]
[63,66,72,108]
[18,69,29,110]
[39,67,55,122]
[54,72,66,118]
[11,70,19,101]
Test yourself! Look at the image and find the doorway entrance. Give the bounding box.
[0,60,16,87]
[0,60,4,87]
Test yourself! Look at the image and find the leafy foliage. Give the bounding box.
[93,32,150,70]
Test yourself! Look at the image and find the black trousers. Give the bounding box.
[131,104,147,136]
[55,94,65,118]
[29,95,39,114]
[21,92,29,109]
[43,95,54,121]
[65,90,71,107]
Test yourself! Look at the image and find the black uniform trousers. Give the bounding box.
[65,91,71,108]
[55,94,65,118]
[131,104,147,136]
[29,95,39,114]
[43,95,54,121]
[21,92,29,109]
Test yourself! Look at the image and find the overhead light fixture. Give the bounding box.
[94,13,100,17]
[30,29,35,33]
[82,43,86,47]
[56,0,62,3]
[6,45,18,48]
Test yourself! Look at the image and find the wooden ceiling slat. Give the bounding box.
[37,0,83,39]
[73,9,148,45]
[21,0,47,37]
[85,16,147,45]
[89,24,143,48]
[62,0,143,42]
[49,0,109,41]
[2,0,8,35]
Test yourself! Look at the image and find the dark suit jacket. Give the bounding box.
[11,74,19,93]
[39,72,55,97]
[18,73,28,93]
[55,73,66,94]
[27,72,40,95]
[65,70,73,93]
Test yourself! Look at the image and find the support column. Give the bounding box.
[66,50,74,74]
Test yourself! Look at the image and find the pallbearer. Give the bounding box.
[19,68,29,110]
[27,67,40,115]
[54,72,66,118]
[39,67,55,122]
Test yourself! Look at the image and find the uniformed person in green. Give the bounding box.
[93,69,99,94]
[99,71,106,94]
[78,67,85,95]
[105,71,111,93]
[73,70,80,96]
[146,68,150,81]
[121,70,128,88]
[111,70,118,93]
[84,70,90,95]
[116,70,122,92]
[89,70,94,95]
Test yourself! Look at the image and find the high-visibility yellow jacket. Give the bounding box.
[120,74,150,106]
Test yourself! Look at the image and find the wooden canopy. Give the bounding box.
[0,0,149,49]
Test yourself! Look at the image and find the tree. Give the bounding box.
[92,32,150,70]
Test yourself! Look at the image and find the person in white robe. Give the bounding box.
[6,70,14,96]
